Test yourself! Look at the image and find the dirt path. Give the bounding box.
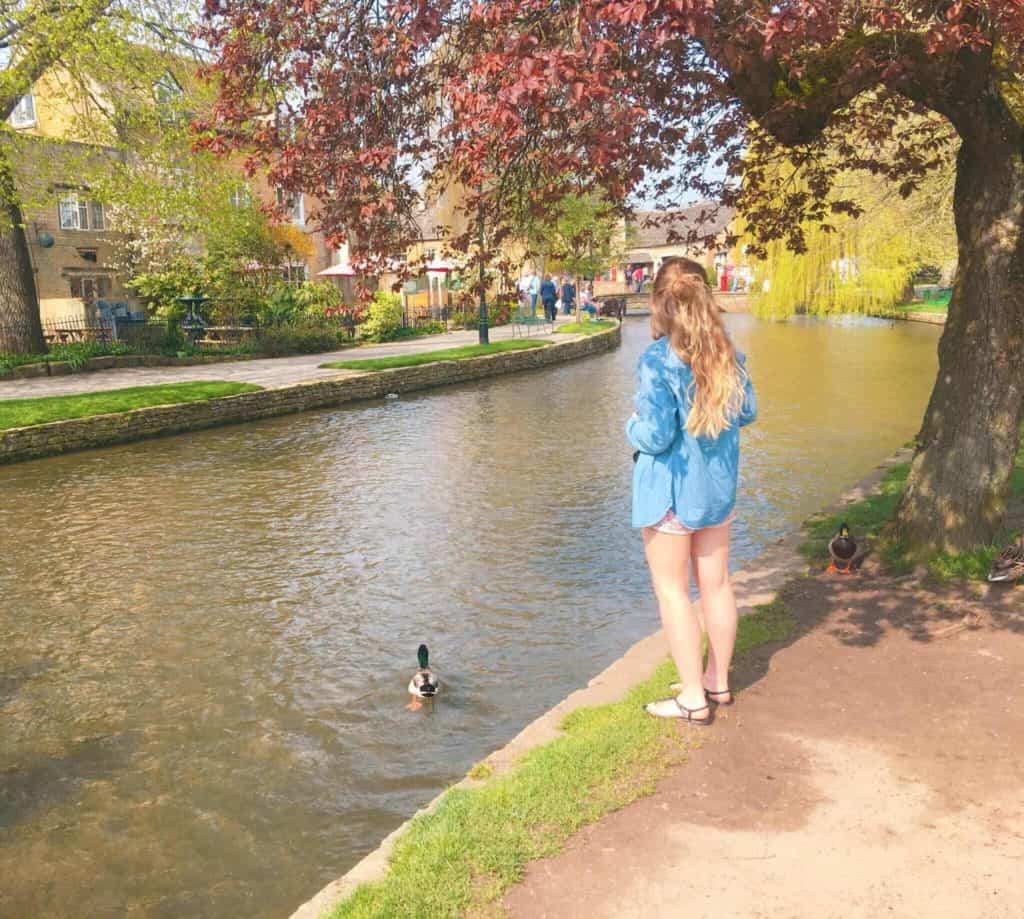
[505,570,1023,919]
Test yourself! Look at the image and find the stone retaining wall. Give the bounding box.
[0,325,620,465]
[900,310,947,325]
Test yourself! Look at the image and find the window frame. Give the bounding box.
[10,94,36,128]
[276,187,305,225]
[57,193,105,231]
[229,185,252,209]
[69,275,112,302]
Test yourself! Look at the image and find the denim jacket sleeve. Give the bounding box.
[737,353,757,427]
[626,349,679,454]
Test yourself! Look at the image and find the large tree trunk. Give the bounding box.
[895,132,1024,554]
[0,155,45,355]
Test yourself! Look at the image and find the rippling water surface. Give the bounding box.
[0,315,940,918]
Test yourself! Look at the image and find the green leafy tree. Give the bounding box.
[530,193,625,281]
[746,160,957,318]
[0,0,201,353]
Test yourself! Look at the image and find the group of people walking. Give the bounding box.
[517,268,599,322]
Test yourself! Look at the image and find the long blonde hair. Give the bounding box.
[650,257,745,439]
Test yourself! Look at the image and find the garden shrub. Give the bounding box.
[0,340,134,375]
[48,340,132,369]
[255,321,346,356]
[0,351,49,374]
[449,310,477,330]
[126,259,206,320]
[259,284,301,327]
[360,291,405,341]
[294,280,343,319]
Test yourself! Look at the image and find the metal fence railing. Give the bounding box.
[0,316,116,352]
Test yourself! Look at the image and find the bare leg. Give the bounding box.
[692,522,737,702]
[642,527,709,717]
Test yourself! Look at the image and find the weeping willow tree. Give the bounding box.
[744,164,957,319]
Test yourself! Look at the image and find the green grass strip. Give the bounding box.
[554,319,618,335]
[330,599,795,919]
[800,439,1024,580]
[0,381,262,431]
[320,340,548,371]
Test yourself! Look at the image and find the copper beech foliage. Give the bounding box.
[196,1,1024,275]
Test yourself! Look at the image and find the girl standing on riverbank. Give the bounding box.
[627,257,757,725]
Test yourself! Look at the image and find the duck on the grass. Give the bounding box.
[407,644,440,709]
[827,522,858,575]
[988,536,1024,585]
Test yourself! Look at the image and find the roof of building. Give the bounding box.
[627,203,734,249]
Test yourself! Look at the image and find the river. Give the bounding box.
[0,314,940,918]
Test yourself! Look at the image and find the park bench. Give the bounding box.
[43,323,113,345]
[512,307,553,337]
[198,326,257,347]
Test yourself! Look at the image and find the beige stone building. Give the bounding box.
[611,204,736,293]
[8,63,336,326]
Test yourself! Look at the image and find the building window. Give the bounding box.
[10,94,35,128]
[229,185,252,209]
[154,72,183,106]
[276,188,304,225]
[69,276,112,303]
[58,194,105,231]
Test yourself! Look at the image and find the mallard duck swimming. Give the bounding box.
[827,522,858,574]
[408,644,440,699]
[988,537,1024,584]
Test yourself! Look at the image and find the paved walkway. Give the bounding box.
[504,563,1024,918]
[0,319,574,401]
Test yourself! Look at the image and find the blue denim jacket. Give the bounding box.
[626,336,757,529]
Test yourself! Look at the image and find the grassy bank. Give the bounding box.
[801,438,1024,580]
[0,381,261,430]
[555,319,618,335]
[330,599,795,918]
[320,339,547,372]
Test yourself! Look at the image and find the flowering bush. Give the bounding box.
[360,291,404,342]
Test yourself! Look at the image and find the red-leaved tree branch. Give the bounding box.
[200,0,1024,554]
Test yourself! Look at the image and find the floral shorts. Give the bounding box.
[650,510,735,536]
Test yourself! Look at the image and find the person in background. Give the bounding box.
[540,274,558,322]
[633,265,644,293]
[561,275,577,315]
[529,270,541,314]
[518,268,535,315]
[580,285,598,319]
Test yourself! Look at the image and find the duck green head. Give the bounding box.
[417,644,429,669]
